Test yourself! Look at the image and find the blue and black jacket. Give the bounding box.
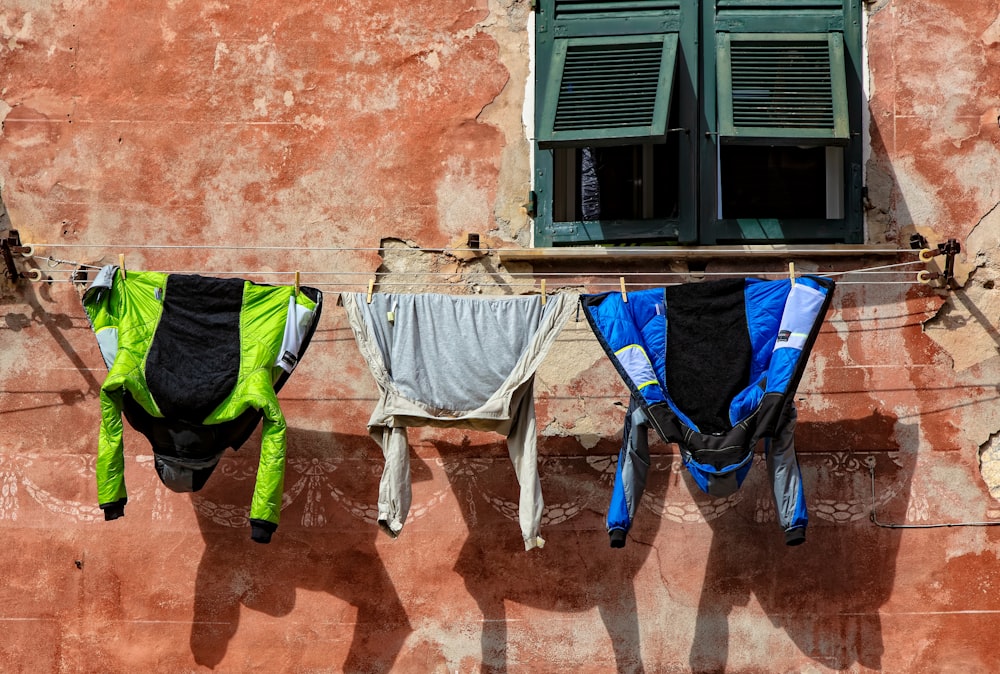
[582,276,834,547]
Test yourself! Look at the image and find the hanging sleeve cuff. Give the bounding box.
[100,497,127,521]
[249,518,277,544]
[524,535,545,551]
[784,526,806,546]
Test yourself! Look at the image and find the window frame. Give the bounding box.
[532,0,865,247]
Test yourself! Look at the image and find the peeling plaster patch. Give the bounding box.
[797,355,833,413]
[372,237,523,297]
[893,410,921,455]
[247,34,277,74]
[864,160,895,227]
[896,4,984,138]
[540,411,603,449]
[292,113,325,132]
[0,12,33,52]
[941,143,1000,210]
[979,430,1000,500]
[347,73,400,112]
[942,529,993,564]
[924,205,1000,370]
[983,12,1000,46]
[475,0,534,244]
[160,18,177,45]
[436,156,488,234]
[917,455,996,559]
[211,34,296,117]
[422,50,441,70]
[212,41,229,72]
[0,99,11,133]
[283,90,294,107]
[536,322,603,385]
[349,50,380,66]
[893,157,942,227]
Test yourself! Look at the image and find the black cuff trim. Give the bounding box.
[784,526,806,546]
[378,519,400,539]
[250,519,277,544]
[609,529,627,548]
[100,498,127,521]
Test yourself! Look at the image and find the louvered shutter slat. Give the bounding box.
[717,33,849,143]
[554,0,681,19]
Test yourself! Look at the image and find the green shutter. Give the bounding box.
[717,32,849,144]
[553,0,681,20]
[717,0,843,10]
[547,0,681,36]
[538,33,678,149]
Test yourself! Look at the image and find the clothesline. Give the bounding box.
[23,242,921,255]
[33,262,925,276]
[23,257,934,287]
[24,278,930,287]
[28,256,928,278]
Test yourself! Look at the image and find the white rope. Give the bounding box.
[25,252,937,289]
[32,268,924,277]
[24,242,920,255]
[29,277,926,288]
[31,258,928,280]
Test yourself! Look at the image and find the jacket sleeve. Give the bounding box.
[765,402,807,545]
[96,384,128,519]
[369,424,411,540]
[246,378,287,544]
[505,387,544,551]
[607,396,651,548]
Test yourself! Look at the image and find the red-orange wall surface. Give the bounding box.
[2,1,1000,672]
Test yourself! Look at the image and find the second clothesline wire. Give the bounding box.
[24,246,933,288]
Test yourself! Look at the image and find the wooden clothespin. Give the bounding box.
[540,279,547,305]
[294,270,300,296]
[788,262,796,286]
[118,254,126,280]
[366,277,375,304]
[620,277,628,303]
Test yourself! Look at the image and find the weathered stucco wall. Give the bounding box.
[2,0,1000,672]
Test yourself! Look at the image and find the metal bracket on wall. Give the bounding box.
[909,234,961,287]
[1,229,37,283]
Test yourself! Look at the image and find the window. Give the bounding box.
[532,0,864,246]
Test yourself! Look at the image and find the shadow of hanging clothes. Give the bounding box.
[438,435,655,674]
[188,427,412,672]
[687,412,914,673]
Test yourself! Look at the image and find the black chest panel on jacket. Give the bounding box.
[664,278,752,435]
[146,274,246,423]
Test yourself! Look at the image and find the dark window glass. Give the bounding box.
[720,145,827,219]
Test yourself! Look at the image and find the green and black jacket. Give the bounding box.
[82,266,322,543]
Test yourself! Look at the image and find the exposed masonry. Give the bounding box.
[980,430,1000,500]
[0,187,13,297]
[920,202,1000,495]
[475,0,534,246]
[922,201,1000,369]
[373,237,523,296]
[0,187,9,234]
